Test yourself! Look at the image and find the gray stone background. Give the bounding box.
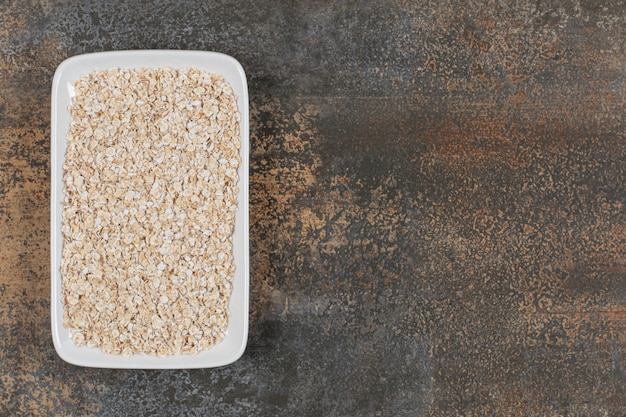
[0,1,624,416]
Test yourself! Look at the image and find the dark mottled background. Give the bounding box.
[1,1,625,416]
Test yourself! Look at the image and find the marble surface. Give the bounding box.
[1,1,625,415]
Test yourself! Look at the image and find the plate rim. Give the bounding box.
[50,50,249,369]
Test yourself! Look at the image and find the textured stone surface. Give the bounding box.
[1,0,625,415]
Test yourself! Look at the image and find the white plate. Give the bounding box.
[51,50,249,369]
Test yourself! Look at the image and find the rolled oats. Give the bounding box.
[61,67,241,357]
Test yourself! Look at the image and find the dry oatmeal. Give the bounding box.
[61,67,241,356]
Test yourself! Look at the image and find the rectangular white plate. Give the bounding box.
[51,50,249,369]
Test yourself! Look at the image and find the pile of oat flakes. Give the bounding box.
[61,67,240,356]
